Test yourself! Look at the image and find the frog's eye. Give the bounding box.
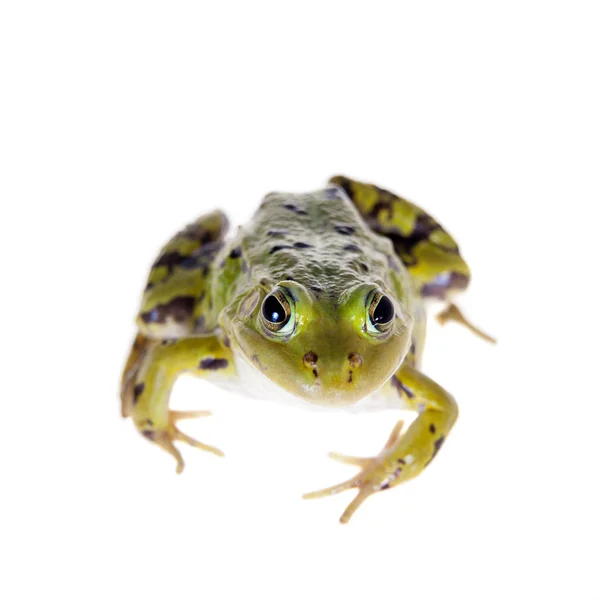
[367,291,395,334]
[260,289,294,334]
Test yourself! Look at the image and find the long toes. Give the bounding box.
[174,429,224,457]
[339,489,373,524]
[328,452,373,467]
[171,410,212,421]
[154,435,185,474]
[303,477,358,500]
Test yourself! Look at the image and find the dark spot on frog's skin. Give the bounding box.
[141,296,195,325]
[348,371,353,383]
[420,272,470,300]
[336,176,465,267]
[303,352,318,377]
[391,375,415,399]
[409,342,416,355]
[426,436,446,466]
[334,224,356,235]
[269,245,294,254]
[380,481,390,490]
[222,335,231,348]
[153,251,185,274]
[267,229,289,238]
[343,243,361,252]
[195,316,207,333]
[380,213,446,265]
[282,203,309,216]
[146,419,153,426]
[429,423,437,434]
[397,458,406,465]
[199,358,229,370]
[325,187,340,199]
[359,262,369,273]
[229,246,242,259]
[142,430,155,440]
[133,382,145,405]
[180,255,200,269]
[161,338,177,346]
[348,352,363,369]
[179,220,227,245]
[303,351,318,367]
[293,241,313,249]
[310,285,324,293]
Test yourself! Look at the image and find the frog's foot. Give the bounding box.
[436,303,497,344]
[140,410,224,474]
[303,420,409,524]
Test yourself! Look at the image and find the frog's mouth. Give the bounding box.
[230,327,407,409]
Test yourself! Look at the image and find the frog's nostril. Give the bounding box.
[303,351,319,378]
[348,352,363,369]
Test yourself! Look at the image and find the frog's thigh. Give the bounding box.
[137,210,229,338]
[125,335,236,473]
[329,175,471,301]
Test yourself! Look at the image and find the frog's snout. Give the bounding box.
[302,350,364,380]
[299,349,371,406]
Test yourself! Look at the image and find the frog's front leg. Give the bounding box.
[121,335,236,473]
[304,365,458,524]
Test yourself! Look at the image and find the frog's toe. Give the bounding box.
[436,303,497,344]
[303,477,358,500]
[303,456,385,524]
[303,471,382,524]
[303,420,408,524]
[327,452,372,467]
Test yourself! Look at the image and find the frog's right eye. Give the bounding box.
[260,289,293,334]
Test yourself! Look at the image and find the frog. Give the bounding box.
[121,175,494,524]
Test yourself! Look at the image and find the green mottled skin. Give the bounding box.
[122,176,484,524]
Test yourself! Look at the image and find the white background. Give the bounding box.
[1,2,599,599]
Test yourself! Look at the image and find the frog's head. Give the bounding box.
[222,281,412,408]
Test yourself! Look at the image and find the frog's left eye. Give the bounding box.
[260,289,295,335]
[367,291,395,334]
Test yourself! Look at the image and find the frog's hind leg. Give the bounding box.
[137,210,229,339]
[329,175,494,343]
[122,210,233,469]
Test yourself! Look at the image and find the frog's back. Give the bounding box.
[215,186,412,309]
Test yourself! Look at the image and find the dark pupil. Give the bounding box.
[373,295,394,324]
[262,295,286,323]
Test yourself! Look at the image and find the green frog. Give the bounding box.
[121,176,493,523]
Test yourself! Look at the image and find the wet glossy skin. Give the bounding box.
[122,176,492,523]
[217,188,415,407]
